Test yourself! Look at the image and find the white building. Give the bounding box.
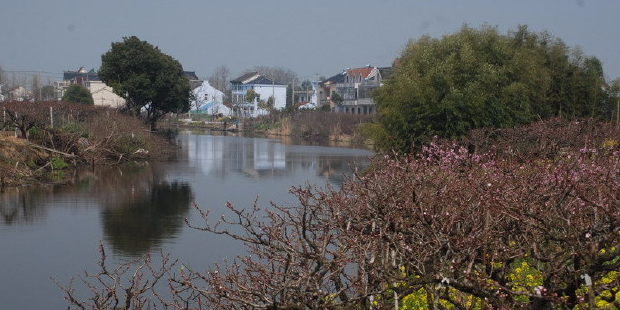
[88,80,126,108]
[230,72,287,118]
[191,80,230,116]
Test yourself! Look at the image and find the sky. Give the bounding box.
[1,0,619,84]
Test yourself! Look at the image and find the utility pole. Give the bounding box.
[291,78,295,107]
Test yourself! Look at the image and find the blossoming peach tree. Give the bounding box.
[58,139,620,309]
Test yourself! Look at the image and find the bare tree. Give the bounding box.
[207,65,230,93]
[253,66,297,85]
[53,241,176,310]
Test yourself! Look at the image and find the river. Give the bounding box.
[0,131,373,309]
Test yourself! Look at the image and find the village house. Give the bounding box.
[317,65,392,114]
[56,67,126,107]
[230,72,287,118]
[8,86,33,101]
[190,80,230,116]
[56,68,201,109]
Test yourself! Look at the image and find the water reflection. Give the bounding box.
[101,181,193,257]
[180,132,372,186]
[0,164,195,257]
[0,187,47,225]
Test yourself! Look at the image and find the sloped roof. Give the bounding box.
[231,72,260,84]
[231,72,284,86]
[321,71,347,86]
[346,67,374,80]
[246,75,283,85]
[184,71,200,81]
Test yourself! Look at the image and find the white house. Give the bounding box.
[230,72,287,118]
[191,80,230,116]
[88,80,126,108]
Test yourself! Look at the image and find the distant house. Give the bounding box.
[190,80,230,116]
[0,84,5,101]
[318,65,392,114]
[89,80,126,108]
[8,86,33,101]
[230,72,287,118]
[184,71,202,89]
[56,67,126,107]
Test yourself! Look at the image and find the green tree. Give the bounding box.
[62,84,94,105]
[245,89,258,103]
[98,36,191,130]
[330,92,343,105]
[372,25,608,153]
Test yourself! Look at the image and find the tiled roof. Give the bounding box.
[346,67,374,80]
[321,72,346,85]
[184,71,200,81]
[231,72,260,84]
[246,75,284,85]
[231,72,284,85]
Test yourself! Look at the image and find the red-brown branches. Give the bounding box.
[53,241,177,310]
[59,119,620,309]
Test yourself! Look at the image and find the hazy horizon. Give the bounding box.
[1,0,619,84]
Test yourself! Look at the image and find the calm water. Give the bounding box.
[0,131,373,310]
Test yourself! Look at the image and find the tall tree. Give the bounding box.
[98,36,191,130]
[62,84,94,105]
[372,25,608,153]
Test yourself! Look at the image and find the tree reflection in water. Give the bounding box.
[101,181,193,257]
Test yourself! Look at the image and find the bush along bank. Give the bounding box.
[242,109,375,145]
[0,101,175,186]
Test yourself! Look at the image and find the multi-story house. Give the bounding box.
[230,72,287,118]
[317,66,392,114]
[55,67,126,107]
[56,68,201,108]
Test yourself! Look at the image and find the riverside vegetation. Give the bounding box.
[56,117,620,310]
[0,101,175,186]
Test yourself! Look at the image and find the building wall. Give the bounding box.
[253,84,286,110]
[231,83,287,117]
[88,81,125,108]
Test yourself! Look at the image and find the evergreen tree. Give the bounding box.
[99,36,191,130]
[62,84,94,105]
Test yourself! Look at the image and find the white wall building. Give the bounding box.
[88,80,126,108]
[230,72,287,118]
[191,80,230,116]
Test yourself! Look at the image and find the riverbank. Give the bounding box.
[172,109,375,148]
[0,102,176,187]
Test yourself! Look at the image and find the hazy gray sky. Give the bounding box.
[1,0,619,82]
